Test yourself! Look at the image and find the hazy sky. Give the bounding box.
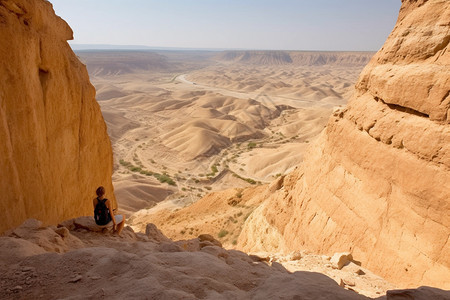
[50,0,401,51]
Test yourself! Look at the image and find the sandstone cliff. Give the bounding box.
[236,0,450,288]
[0,0,116,233]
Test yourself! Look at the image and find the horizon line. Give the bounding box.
[70,43,377,53]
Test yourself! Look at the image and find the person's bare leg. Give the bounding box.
[117,217,125,235]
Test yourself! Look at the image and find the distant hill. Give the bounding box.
[216,50,375,66]
[76,51,173,76]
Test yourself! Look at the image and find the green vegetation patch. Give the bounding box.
[119,159,176,186]
[247,142,257,149]
[154,173,176,186]
[218,229,229,238]
[232,172,256,185]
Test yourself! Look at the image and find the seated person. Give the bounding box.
[93,186,125,235]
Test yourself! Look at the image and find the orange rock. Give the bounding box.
[238,0,450,288]
[0,0,115,233]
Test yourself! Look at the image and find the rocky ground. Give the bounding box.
[1,218,448,300]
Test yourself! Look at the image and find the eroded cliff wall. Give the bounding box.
[0,0,116,233]
[238,0,450,288]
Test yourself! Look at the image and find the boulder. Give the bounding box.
[73,216,109,232]
[145,223,170,242]
[54,227,70,238]
[331,252,353,270]
[198,234,223,247]
[386,286,450,300]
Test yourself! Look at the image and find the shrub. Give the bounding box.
[247,142,257,149]
[119,159,132,167]
[130,166,142,172]
[154,173,176,186]
[218,229,229,238]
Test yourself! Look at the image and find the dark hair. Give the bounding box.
[96,186,105,197]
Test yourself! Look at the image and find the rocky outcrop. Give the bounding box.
[0,218,369,299]
[0,0,116,233]
[2,218,448,299]
[237,0,450,288]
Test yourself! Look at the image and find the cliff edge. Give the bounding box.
[236,0,450,288]
[0,0,116,233]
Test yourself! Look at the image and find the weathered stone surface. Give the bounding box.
[72,216,107,232]
[54,226,69,238]
[331,252,353,270]
[237,0,450,288]
[0,0,116,233]
[198,233,223,247]
[145,223,170,242]
[0,221,372,300]
[386,286,450,300]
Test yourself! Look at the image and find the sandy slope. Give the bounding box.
[76,51,367,219]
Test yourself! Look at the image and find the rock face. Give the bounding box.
[0,0,116,233]
[237,0,450,288]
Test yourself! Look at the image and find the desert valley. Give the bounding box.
[0,0,449,299]
[79,50,373,223]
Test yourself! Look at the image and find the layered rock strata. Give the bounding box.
[0,0,116,233]
[237,0,450,288]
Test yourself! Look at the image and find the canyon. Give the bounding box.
[0,0,449,298]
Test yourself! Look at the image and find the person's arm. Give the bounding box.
[93,198,97,210]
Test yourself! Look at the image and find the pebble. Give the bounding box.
[355,269,366,276]
[343,279,356,286]
[68,275,82,283]
[12,285,23,291]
